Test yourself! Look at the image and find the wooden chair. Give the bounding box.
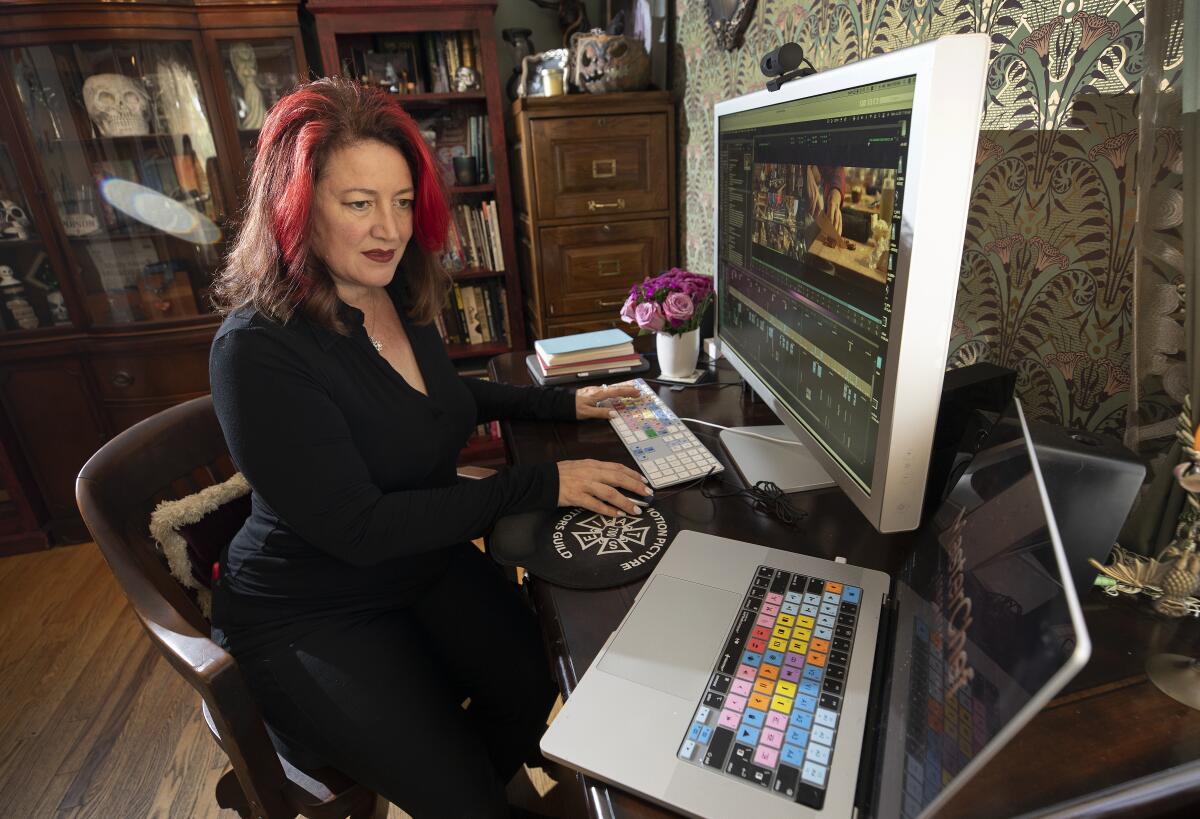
[76,395,387,819]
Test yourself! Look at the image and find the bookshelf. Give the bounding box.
[308,0,526,467]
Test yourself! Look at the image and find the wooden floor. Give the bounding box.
[0,543,560,818]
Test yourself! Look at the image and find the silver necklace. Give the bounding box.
[368,288,384,353]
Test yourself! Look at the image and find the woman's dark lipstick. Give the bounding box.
[362,249,395,263]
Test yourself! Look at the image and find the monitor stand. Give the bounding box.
[719,425,836,492]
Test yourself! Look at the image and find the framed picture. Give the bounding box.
[376,34,425,93]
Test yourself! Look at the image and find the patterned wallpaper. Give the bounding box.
[674,0,1185,447]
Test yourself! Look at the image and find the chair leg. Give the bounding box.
[215,769,253,817]
[348,793,388,819]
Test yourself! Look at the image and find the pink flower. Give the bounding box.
[662,292,694,322]
[620,295,637,324]
[634,301,665,332]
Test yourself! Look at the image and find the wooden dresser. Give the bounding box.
[511,91,676,339]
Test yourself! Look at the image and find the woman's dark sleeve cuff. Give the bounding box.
[554,387,577,421]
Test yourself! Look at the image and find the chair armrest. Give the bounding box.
[457,465,497,480]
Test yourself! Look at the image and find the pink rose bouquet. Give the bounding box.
[619,268,714,336]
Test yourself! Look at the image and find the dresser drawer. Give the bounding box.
[540,219,668,318]
[529,113,669,220]
[90,348,210,400]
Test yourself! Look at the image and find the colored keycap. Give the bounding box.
[759,664,779,681]
[780,665,802,683]
[784,591,802,604]
[817,613,836,627]
[718,709,740,729]
[749,692,771,710]
[695,706,711,723]
[786,727,809,747]
[802,760,828,787]
[781,602,800,615]
[741,650,762,667]
[814,626,834,641]
[731,679,753,696]
[784,652,806,668]
[777,613,795,628]
[776,680,797,698]
[800,680,820,697]
[766,711,789,731]
[761,602,780,616]
[736,724,761,745]
[751,625,771,640]
[772,624,791,640]
[792,627,812,641]
[725,694,747,713]
[822,591,841,605]
[742,708,766,727]
[796,615,815,629]
[754,745,780,768]
[812,725,834,745]
[789,639,809,654]
[803,665,824,682]
[736,664,757,681]
[782,743,806,767]
[747,638,767,653]
[768,637,788,652]
[795,695,817,713]
[800,603,819,617]
[763,650,784,666]
[825,582,843,594]
[771,694,794,713]
[806,651,827,668]
[755,613,775,628]
[761,728,785,749]
[698,725,713,743]
[811,638,830,654]
[843,586,862,604]
[790,710,813,730]
[688,722,702,741]
[679,739,696,759]
[806,743,831,765]
[753,678,774,695]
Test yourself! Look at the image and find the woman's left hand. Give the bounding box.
[575,383,641,420]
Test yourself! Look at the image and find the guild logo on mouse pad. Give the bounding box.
[552,508,670,567]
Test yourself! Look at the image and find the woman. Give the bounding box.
[209,77,651,816]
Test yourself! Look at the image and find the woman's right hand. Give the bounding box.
[558,459,652,516]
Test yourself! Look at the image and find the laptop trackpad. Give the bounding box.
[598,575,741,698]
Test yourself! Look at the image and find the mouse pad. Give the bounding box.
[489,505,675,589]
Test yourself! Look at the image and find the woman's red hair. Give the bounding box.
[214,77,450,328]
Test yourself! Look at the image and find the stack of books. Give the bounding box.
[435,281,508,346]
[532,329,642,381]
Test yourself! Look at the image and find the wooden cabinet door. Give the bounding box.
[529,113,669,220]
[540,219,669,319]
[0,361,105,520]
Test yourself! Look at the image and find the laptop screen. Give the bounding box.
[871,403,1090,818]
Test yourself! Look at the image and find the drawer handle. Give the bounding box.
[596,298,625,307]
[588,198,625,212]
[111,370,135,388]
[597,259,622,277]
[592,159,617,178]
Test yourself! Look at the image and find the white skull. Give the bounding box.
[83,74,152,137]
[0,265,18,286]
[0,199,30,239]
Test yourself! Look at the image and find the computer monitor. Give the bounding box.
[712,34,989,533]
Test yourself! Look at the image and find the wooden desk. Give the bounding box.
[488,350,1200,818]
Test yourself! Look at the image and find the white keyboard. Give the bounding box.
[602,378,724,489]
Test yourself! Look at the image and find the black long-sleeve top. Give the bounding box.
[209,293,575,650]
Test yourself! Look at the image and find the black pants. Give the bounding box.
[234,544,557,817]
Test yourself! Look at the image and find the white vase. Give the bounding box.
[657,329,700,378]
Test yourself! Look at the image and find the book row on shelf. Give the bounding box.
[443,200,505,273]
[344,31,483,97]
[436,280,509,347]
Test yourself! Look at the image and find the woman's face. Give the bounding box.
[309,139,414,300]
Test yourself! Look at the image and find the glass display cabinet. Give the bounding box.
[0,0,305,543]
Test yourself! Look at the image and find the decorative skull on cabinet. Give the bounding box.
[82,74,152,137]
[0,199,31,240]
[569,30,650,94]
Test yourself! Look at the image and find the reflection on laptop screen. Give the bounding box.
[872,406,1088,818]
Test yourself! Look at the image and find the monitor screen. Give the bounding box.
[871,404,1089,818]
[716,77,916,494]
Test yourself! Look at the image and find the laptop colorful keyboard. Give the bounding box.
[677,565,863,809]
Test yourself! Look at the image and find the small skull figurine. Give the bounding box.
[0,265,19,287]
[454,65,481,93]
[83,74,152,137]
[0,199,31,240]
[571,31,650,94]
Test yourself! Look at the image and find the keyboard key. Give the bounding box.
[785,651,806,668]
[786,726,809,746]
[752,625,771,641]
[741,650,762,668]
[742,708,766,728]
[823,591,842,606]
[780,602,800,615]
[725,694,747,713]
[772,624,791,640]
[825,581,843,594]
[755,612,775,629]
[770,572,791,594]
[806,742,831,766]
[688,722,703,741]
[771,694,794,713]
[774,762,801,798]
[820,602,838,616]
[728,756,773,789]
[763,650,784,666]
[806,578,825,595]
[817,613,836,628]
[800,603,819,617]
[753,678,774,696]
[768,637,788,652]
[679,739,696,759]
[749,692,770,711]
[812,725,834,745]
[747,638,767,653]
[843,586,862,604]
[718,709,741,729]
[777,613,795,628]
[800,680,820,697]
[754,745,780,768]
[782,742,806,767]
[765,592,783,605]
[703,727,734,767]
[811,638,830,654]
[709,673,731,693]
[736,664,757,682]
[806,651,827,668]
[796,615,816,629]
[735,724,760,745]
[703,691,725,708]
[814,626,834,641]
[826,664,846,681]
[784,591,802,604]
[765,710,789,730]
[803,593,821,606]
[823,679,844,696]
[761,727,785,750]
[819,692,841,710]
[760,602,780,616]
[780,665,802,683]
[759,664,779,681]
[802,760,828,787]
[776,680,797,698]
[790,710,814,730]
[833,637,852,653]
[803,665,824,682]
[795,695,817,713]
[829,650,849,666]
[835,624,854,639]
[731,678,753,697]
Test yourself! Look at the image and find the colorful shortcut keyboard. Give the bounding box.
[603,378,724,489]
[677,565,864,809]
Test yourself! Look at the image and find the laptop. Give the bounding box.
[540,401,1092,818]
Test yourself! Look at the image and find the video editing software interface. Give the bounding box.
[717,77,916,491]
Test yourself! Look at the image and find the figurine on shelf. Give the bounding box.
[82,74,152,137]
[46,290,70,325]
[0,198,32,240]
[229,43,266,130]
[0,265,40,330]
[454,65,481,93]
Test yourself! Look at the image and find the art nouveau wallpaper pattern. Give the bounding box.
[674,0,1185,453]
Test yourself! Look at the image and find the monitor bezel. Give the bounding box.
[712,34,990,532]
